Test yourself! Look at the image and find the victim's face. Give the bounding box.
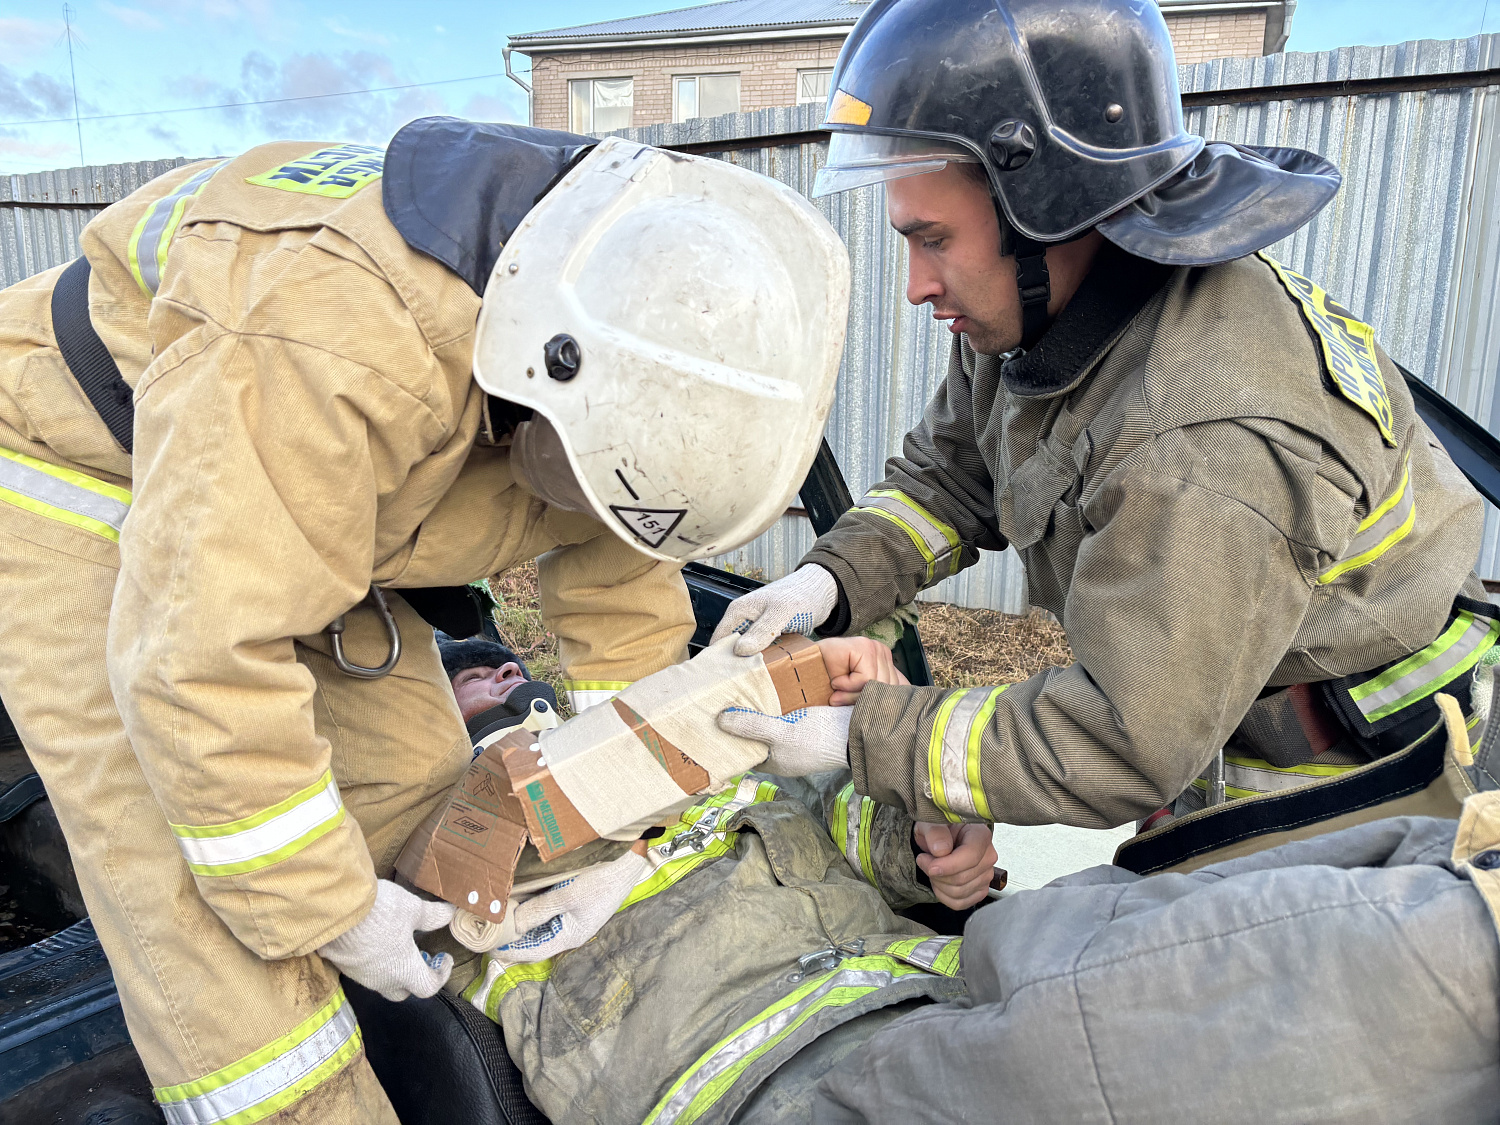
[450,663,528,721]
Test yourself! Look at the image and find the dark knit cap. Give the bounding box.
[437,636,528,681]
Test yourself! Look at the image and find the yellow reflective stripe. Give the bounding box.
[621,776,778,911]
[1358,461,1409,532]
[855,792,877,886]
[832,781,879,884]
[852,489,961,586]
[965,688,1003,823]
[1193,754,1362,799]
[154,988,360,1125]
[926,691,968,824]
[463,958,556,1024]
[1351,612,1500,722]
[883,935,962,977]
[561,680,632,712]
[0,446,132,542]
[832,781,853,857]
[126,160,227,297]
[929,687,1003,823]
[645,954,929,1125]
[1319,458,1415,584]
[468,776,782,1028]
[171,771,345,877]
[126,207,154,298]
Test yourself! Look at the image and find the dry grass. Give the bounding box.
[915,602,1073,689]
[485,562,1073,700]
[487,562,568,711]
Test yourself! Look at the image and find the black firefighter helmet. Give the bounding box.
[815,0,1341,342]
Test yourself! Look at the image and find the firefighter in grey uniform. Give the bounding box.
[716,0,1497,876]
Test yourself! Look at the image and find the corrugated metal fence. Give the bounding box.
[4,35,1500,609]
[1,159,194,289]
[615,33,1500,607]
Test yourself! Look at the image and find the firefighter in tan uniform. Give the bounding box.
[0,120,850,1123]
[717,0,1495,874]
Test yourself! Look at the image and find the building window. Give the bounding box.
[569,77,634,133]
[797,69,834,105]
[673,73,741,122]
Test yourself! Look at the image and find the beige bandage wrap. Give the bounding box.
[539,637,780,840]
[449,907,526,953]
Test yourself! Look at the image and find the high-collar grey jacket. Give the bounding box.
[805,247,1486,829]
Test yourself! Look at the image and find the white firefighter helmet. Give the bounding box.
[472,136,851,563]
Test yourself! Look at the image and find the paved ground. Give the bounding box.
[992,821,1137,894]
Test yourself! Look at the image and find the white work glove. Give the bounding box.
[318,880,456,1002]
[492,849,651,965]
[718,704,852,777]
[710,564,839,656]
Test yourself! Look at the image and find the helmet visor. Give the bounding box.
[813,131,982,198]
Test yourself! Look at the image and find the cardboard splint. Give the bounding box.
[522,634,832,858]
[394,748,529,920]
[396,634,833,912]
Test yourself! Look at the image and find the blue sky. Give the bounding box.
[0,0,1492,175]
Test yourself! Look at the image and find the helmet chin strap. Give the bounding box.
[992,193,1053,352]
[1012,233,1053,352]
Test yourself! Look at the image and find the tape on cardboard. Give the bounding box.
[605,636,784,785]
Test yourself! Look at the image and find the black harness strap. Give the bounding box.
[50,256,134,454]
[1012,234,1053,352]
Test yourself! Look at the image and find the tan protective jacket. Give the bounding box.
[805,246,1487,829]
[0,147,693,960]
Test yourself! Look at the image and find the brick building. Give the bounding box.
[508,0,1298,133]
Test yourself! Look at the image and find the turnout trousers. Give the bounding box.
[0,448,471,1122]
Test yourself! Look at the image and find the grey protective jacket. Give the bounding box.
[806,245,1487,830]
[815,795,1500,1124]
[450,771,965,1125]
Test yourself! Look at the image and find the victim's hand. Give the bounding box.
[914,822,999,910]
[815,636,909,705]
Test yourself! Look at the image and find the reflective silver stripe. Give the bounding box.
[128,161,227,298]
[899,937,950,972]
[1186,759,1359,805]
[561,683,630,712]
[650,964,900,1124]
[936,689,991,820]
[1221,761,1349,795]
[0,448,129,536]
[156,992,360,1124]
[1319,457,1414,584]
[852,489,960,584]
[841,786,863,874]
[1353,613,1500,723]
[722,775,763,813]
[171,772,344,877]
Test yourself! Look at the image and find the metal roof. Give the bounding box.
[510,0,868,46]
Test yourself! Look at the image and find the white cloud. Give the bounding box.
[462,91,523,123]
[323,17,394,47]
[136,0,288,42]
[0,65,91,122]
[435,25,446,33]
[190,49,452,145]
[99,3,166,31]
[0,17,60,65]
[0,134,73,161]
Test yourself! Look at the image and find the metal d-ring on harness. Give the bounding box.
[325,586,403,679]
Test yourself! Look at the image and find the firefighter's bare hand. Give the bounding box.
[817,636,910,705]
[914,822,999,910]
